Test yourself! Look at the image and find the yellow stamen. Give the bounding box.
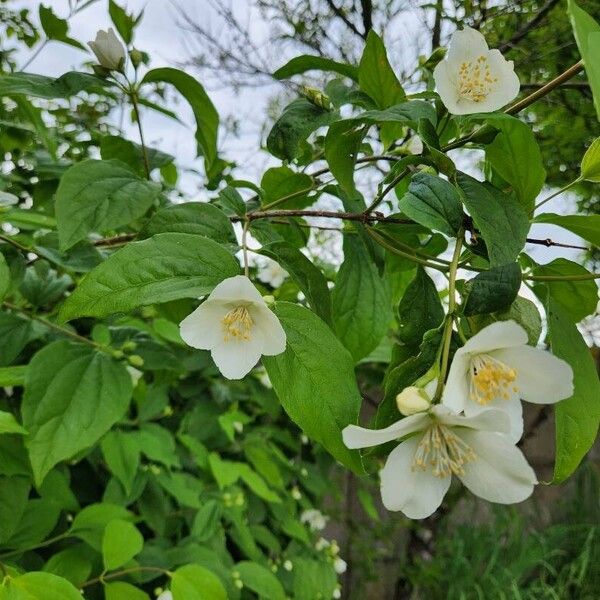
[469,354,518,405]
[222,306,253,341]
[412,424,476,478]
[457,57,498,102]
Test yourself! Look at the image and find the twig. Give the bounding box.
[498,0,561,52]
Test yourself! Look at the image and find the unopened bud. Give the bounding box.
[396,386,431,416]
[88,28,126,72]
[127,354,144,368]
[129,48,144,69]
[301,85,332,110]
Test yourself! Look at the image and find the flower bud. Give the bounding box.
[129,48,144,69]
[127,354,144,368]
[396,386,431,416]
[88,28,126,72]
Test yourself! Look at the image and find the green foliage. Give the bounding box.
[463,262,521,316]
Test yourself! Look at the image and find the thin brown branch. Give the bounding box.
[526,237,589,251]
[325,0,366,39]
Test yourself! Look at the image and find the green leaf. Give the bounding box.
[109,0,137,44]
[55,159,160,250]
[104,582,150,600]
[547,299,600,483]
[170,564,227,600]
[22,341,133,485]
[0,572,84,600]
[324,121,365,195]
[235,561,286,600]
[0,476,29,543]
[266,98,336,161]
[39,5,84,50]
[100,430,140,496]
[142,68,219,168]
[463,263,521,316]
[0,71,110,99]
[70,503,133,550]
[292,558,337,600]
[0,313,43,366]
[332,236,391,361]
[398,267,444,346]
[263,302,363,473]
[347,101,437,128]
[273,55,358,81]
[191,500,221,542]
[59,233,240,322]
[456,172,529,268]
[216,186,246,216]
[0,411,27,435]
[102,519,144,570]
[358,31,405,109]
[480,114,546,211]
[467,296,542,346]
[532,258,598,322]
[568,0,600,121]
[580,136,600,181]
[100,135,173,176]
[0,366,28,386]
[259,241,332,325]
[0,252,9,301]
[42,545,94,588]
[141,202,236,246]
[261,166,313,209]
[399,172,463,237]
[534,212,600,247]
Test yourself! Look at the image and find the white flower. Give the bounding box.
[333,588,341,599]
[442,321,573,442]
[406,135,424,155]
[257,258,288,288]
[433,27,520,115]
[179,275,286,380]
[343,403,536,519]
[300,508,329,531]
[333,557,347,574]
[315,537,329,551]
[283,559,293,571]
[88,28,126,71]
[157,592,173,600]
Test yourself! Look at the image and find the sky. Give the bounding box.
[10,0,593,266]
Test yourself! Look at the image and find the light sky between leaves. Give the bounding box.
[11,0,593,269]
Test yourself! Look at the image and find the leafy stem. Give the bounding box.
[81,566,170,589]
[127,83,151,180]
[533,178,582,213]
[434,230,464,401]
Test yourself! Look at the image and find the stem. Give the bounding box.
[364,168,411,214]
[524,272,600,281]
[129,88,151,179]
[365,226,449,272]
[20,39,48,71]
[533,178,581,213]
[2,302,105,351]
[434,231,464,401]
[245,209,410,224]
[242,219,250,277]
[0,532,71,559]
[81,566,169,589]
[0,234,30,253]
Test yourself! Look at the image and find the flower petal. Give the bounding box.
[494,345,574,405]
[483,49,520,111]
[209,275,263,305]
[251,304,286,356]
[210,329,265,380]
[342,413,429,449]
[440,350,470,412]
[433,61,463,115]
[456,430,536,504]
[435,405,512,435]
[446,27,489,65]
[380,437,452,518]
[179,301,227,350]
[461,320,528,355]
[463,399,523,442]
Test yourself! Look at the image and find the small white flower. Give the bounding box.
[300,508,329,531]
[179,275,286,380]
[257,258,288,288]
[88,28,126,71]
[333,588,342,599]
[283,560,293,571]
[433,26,520,115]
[406,135,424,155]
[291,486,302,500]
[156,592,173,600]
[126,366,143,386]
[442,321,573,442]
[315,537,329,551]
[333,557,347,574]
[343,402,536,519]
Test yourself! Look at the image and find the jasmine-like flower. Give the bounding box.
[442,321,573,442]
[300,508,329,531]
[88,28,126,72]
[343,399,536,519]
[257,258,288,288]
[179,275,286,380]
[433,27,520,115]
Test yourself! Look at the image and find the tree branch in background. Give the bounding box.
[498,0,561,52]
[325,0,366,39]
[360,0,373,36]
[431,0,443,52]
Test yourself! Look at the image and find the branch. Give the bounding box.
[498,0,561,53]
[324,0,366,39]
[360,0,373,36]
